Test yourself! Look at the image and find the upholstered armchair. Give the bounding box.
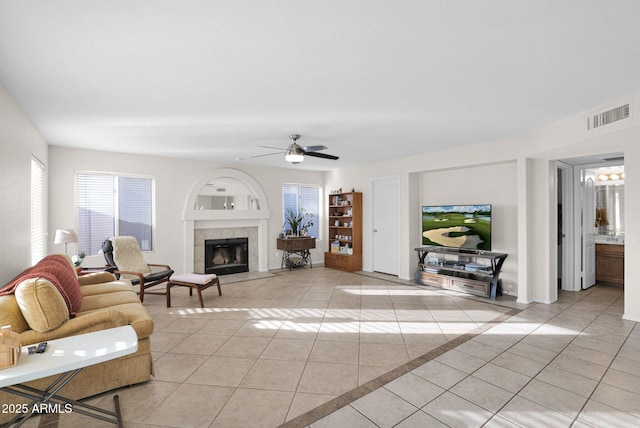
[102,236,174,303]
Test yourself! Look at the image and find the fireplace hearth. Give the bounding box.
[205,238,249,275]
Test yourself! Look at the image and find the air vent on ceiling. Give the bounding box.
[587,103,630,130]
[603,156,624,162]
[216,188,226,192]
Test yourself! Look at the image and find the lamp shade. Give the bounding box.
[53,229,78,244]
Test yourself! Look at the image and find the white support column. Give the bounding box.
[258,218,269,272]
[517,157,532,304]
[183,220,195,274]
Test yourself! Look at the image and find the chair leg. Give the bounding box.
[216,279,222,296]
[139,285,144,303]
[166,282,172,307]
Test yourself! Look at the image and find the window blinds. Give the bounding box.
[77,173,153,255]
[31,157,46,264]
[282,184,320,238]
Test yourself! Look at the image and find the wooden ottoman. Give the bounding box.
[166,273,222,308]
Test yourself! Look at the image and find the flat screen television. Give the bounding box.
[422,204,492,251]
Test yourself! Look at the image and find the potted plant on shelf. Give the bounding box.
[285,209,314,237]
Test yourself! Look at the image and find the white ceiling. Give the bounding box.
[1,1,639,171]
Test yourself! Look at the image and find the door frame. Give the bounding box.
[557,161,577,291]
[581,168,597,289]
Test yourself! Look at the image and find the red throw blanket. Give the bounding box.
[0,254,82,316]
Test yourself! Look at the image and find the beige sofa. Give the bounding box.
[0,256,153,422]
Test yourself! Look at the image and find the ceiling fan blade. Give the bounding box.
[305,151,339,160]
[259,145,285,151]
[250,152,281,159]
[302,145,328,153]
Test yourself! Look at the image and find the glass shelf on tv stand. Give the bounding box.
[415,245,507,259]
[421,263,495,277]
[415,246,508,299]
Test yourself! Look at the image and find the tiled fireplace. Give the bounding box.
[183,168,271,275]
[194,227,258,274]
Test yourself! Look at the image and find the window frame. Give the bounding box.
[75,170,156,256]
[282,183,322,239]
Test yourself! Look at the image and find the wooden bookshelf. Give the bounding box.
[324,192,362,272]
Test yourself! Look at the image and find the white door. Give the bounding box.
[371,176,400,275]
[582,170,596,289]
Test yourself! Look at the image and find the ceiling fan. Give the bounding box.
[252,134,339,164]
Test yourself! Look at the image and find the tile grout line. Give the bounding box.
[464,288,628,427]
[279,305,521,428]
[350,287,621,427]
[565,293,637,426]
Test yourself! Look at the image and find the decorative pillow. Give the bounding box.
[15,278,70,332]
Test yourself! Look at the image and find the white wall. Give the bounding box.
[0,85,48,282]
[48,147,325,272]
[4,84,640,321]
[326,91,640,321]
[419,161,518,295]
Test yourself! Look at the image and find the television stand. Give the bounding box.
[415,246,508,299]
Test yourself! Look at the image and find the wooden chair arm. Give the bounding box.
[111,269,146,285]
[148,263,172,271]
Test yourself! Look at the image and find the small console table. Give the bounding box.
[277,237,315,270]
[0,326,137,427]
[415,246,508,299]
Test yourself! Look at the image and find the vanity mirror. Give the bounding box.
[595,180,624,235]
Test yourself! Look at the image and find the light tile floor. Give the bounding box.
[44,268,639,427]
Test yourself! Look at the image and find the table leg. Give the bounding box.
[2,369,125,427]
[114,394,123,428]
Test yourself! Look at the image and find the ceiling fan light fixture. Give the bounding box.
[285,143,305,163]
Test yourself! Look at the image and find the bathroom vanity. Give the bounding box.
[595,239,624,287]
[594,178,624,287]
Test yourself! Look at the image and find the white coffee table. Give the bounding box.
[0,325,137,427]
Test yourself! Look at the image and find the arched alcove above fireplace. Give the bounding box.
[182,169,271,273]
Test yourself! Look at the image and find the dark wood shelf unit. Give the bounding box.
[325,192,362,272]
[415,246,508,299]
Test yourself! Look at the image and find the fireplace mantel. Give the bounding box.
[183,209,270,222]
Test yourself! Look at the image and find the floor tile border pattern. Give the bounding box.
[280,306,522,427]
[38,270,628,427]
[301,284,633,428]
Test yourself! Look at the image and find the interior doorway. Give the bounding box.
[557,153,624,292]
